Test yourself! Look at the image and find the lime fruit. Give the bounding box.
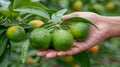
[28,20,44,28]
[105,2,115,12]
[6,25,25,42]
[73,0,83,11]
[70,22,89,41]
[29,28,51,50]
[53,30,74,51]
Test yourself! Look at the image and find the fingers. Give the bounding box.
[62,12,99,23]
[46,51,58,58]
[37,42,85,58]
[62,12,80,20]
[58,47,80,56]
[37,32,103,58]
[37,50,54,57]
[37,50,58,58]
[70,47,80,55]
[37,50,48,56]
[58,51,67,56]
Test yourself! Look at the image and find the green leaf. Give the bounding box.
[14,6,50,20]
[72,51,90,67]
[0,35,8,57]
[63,17,99,30]
[46,10,57,16]
[31,2,49,10]
[0,50,10,67]
[27,50,37,57]
[21,40,29,63]
[13,0,31,9]
[0,20,22,27]
[8,0,14,11]
[0,29,5,37]
[42,63,49,67]
[51,9,67,23]
[0,10,12,17]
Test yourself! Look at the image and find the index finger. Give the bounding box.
[62,12,80,20]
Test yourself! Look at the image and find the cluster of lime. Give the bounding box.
[6,19,89,51]
[29,20,89,51]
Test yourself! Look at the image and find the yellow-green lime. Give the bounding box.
[53,30,74,51]
[70,22,89,41]
[28,20,44,28]
[6,25,25,42]
[29,28,51,50]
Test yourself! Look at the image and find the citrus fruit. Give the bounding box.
[89,45,99,53]
[64,56,73,63]
[73,0,83,11]
[53,30,74,51]
[28,20,44,28]
[89,4,103,14]
[29,28,51,50]
[27,57,34,63]
[73,64,80,67]
[105,2,115,12]
[70,22,89,41]
[93,4,101,10]
[6,25,25,42]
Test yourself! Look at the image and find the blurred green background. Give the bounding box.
[0,0,120,67]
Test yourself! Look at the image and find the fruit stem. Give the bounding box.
[44,23,54,28]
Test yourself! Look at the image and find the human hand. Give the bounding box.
[37,12,114,58]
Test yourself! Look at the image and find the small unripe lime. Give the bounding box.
[29,28,51,50]
[105,2,116,12]
[6,25,25,42]
[28,20,44,28]
[73,0,83,11]
[53,30,74,51]
[70,22,89,41]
